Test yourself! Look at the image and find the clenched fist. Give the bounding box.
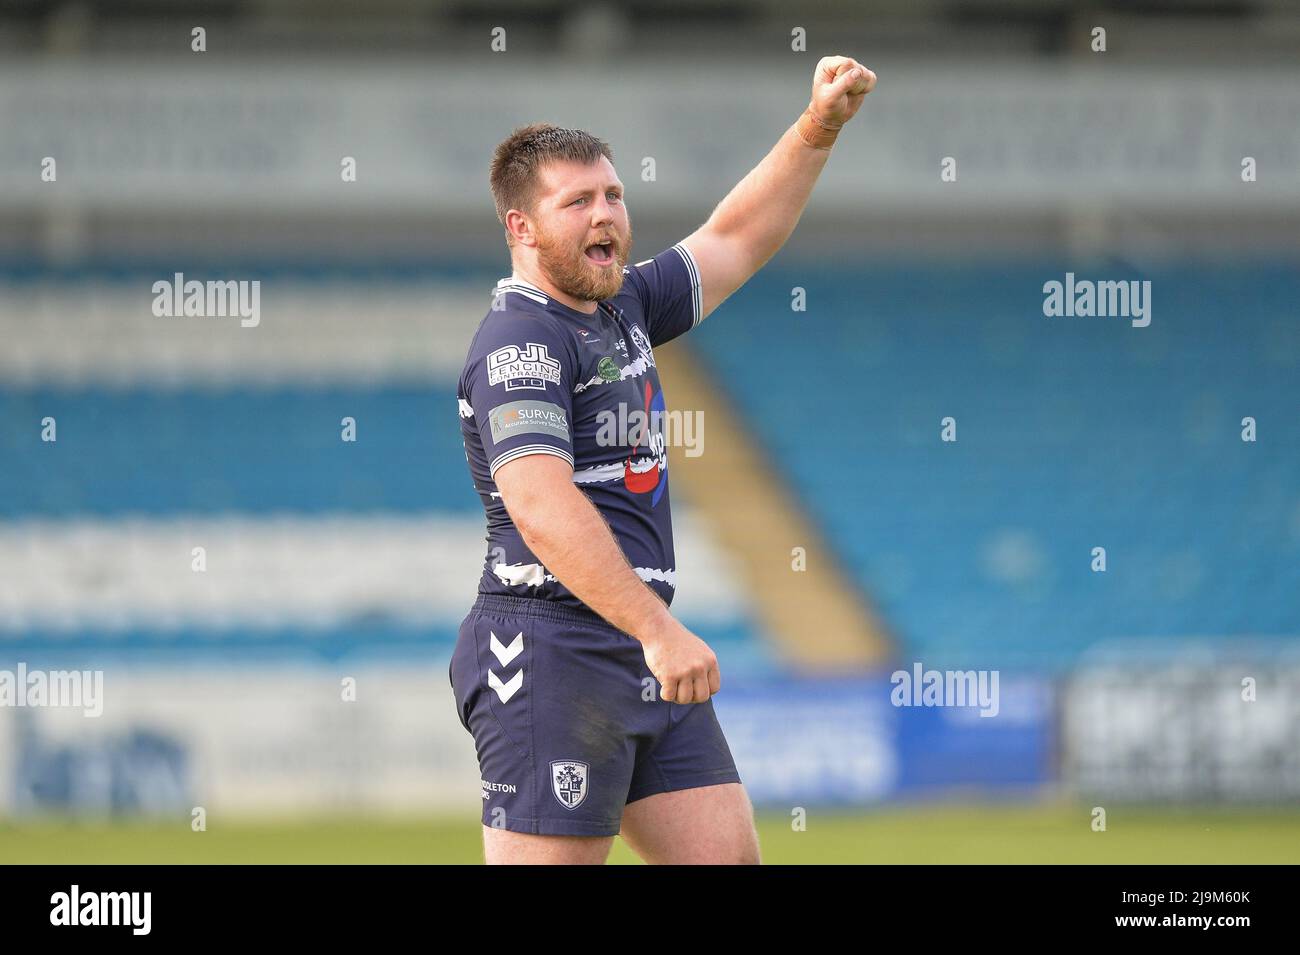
[810,54,876,127]
[638,617,721,704]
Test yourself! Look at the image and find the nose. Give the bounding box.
[590,196,616,228]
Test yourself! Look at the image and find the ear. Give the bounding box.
[505,208,537,248]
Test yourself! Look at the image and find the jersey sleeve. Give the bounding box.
[624,242,704,347]
[464,314,577,479]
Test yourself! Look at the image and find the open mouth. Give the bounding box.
[584,240,615,265]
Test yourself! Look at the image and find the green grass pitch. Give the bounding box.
[4,802,1299,864]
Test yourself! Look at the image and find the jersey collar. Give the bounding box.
[493,276,549,306]
[494,275,621,322]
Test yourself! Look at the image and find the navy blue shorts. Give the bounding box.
[449,593,741,836]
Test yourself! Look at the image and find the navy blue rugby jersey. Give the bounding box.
[456,243,704,613]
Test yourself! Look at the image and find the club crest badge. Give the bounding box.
[550,760,589,811]
[629,325,655,367]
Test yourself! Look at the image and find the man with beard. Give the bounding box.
[451,55,875,864]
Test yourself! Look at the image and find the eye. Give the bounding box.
[570,196,586,206]
[607,192,621,202]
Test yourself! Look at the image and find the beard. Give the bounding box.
[535,218,633,304]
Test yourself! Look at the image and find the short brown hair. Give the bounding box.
[489,123,614,247]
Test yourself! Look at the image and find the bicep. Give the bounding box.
[494,453,578,530]
[680,224,753,322]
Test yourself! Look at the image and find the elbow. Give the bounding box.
[502,485,558,550]
[511,504,545,548]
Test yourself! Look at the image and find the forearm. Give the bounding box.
[507,480,673,642]
[701,113,834,268]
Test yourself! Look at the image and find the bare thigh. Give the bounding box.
[481,826,614,865]
[619,782,761,865]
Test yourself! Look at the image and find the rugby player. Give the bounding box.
[451,55,875,864]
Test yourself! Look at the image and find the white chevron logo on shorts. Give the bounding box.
[488,668,523,703]
[489,630,524,666]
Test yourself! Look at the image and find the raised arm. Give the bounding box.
[681,55,876,320]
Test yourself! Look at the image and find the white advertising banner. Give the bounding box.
[0,665,481,817]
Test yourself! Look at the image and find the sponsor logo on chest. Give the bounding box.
[486,343,562,391]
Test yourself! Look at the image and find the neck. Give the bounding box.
[510,264,598,315]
